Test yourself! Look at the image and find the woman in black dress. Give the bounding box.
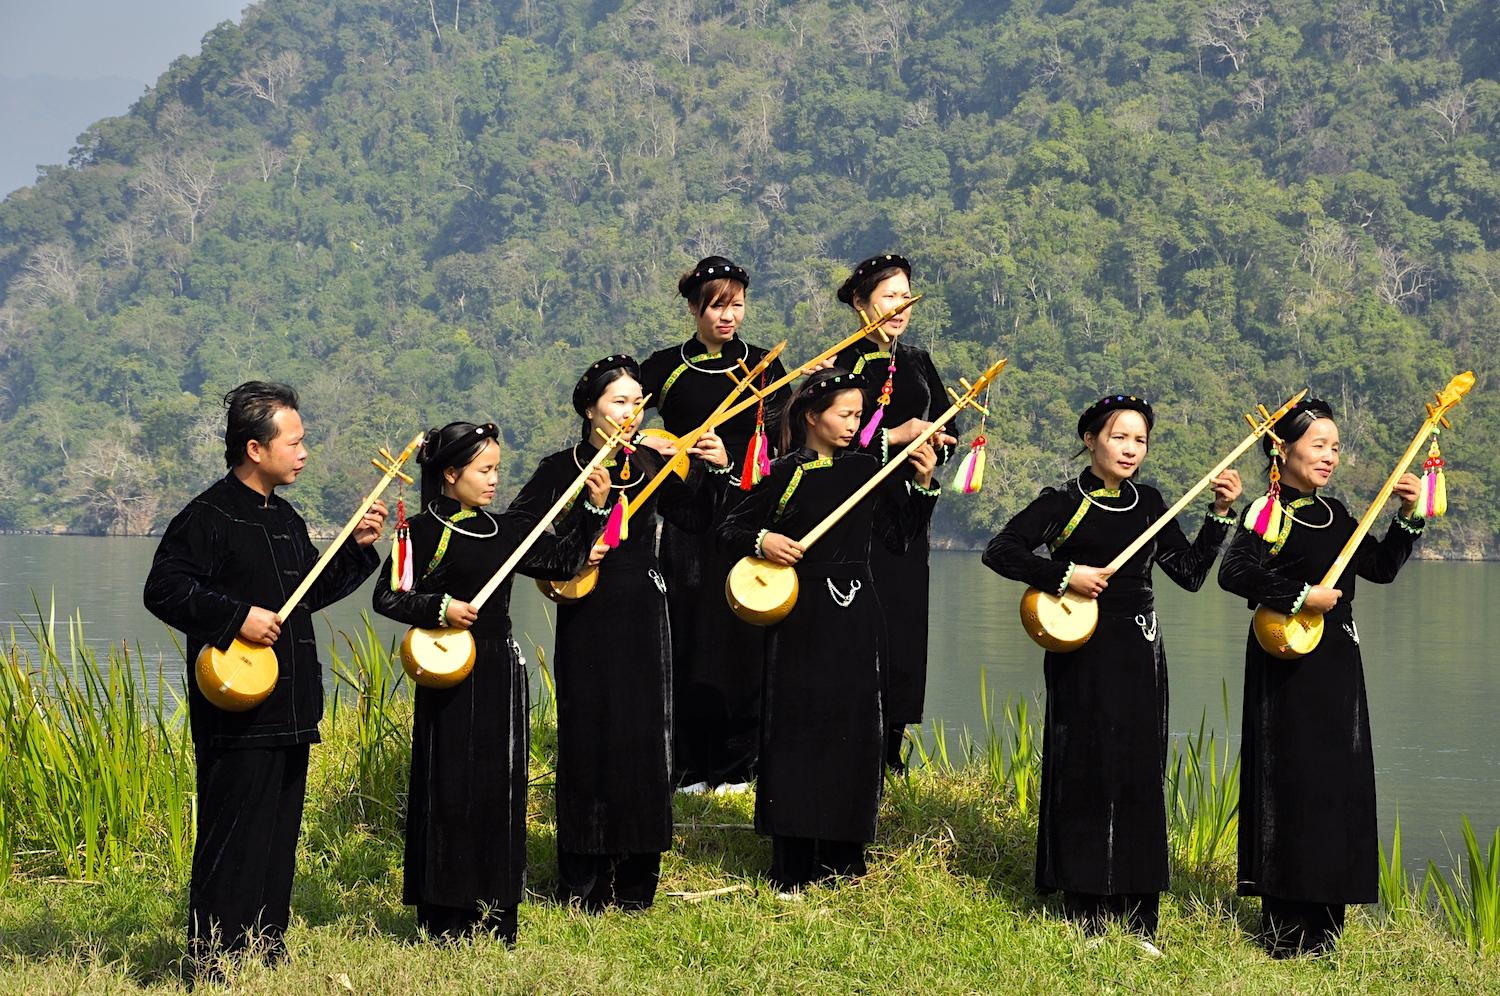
[373,422,607,942]
[509,355,727,911]
[639,256,789,791]
[832,253,958,770]
[1218,397,1423,957]
[982,395,1240,944]
[718,369,938,892]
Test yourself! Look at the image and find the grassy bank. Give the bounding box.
[3,616,1498,993]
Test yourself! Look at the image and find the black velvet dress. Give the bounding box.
[982,470,1230,904]
[640,336,790,785]
[718,448,935,884]
[1218,487,1423,910]
[507,443,719,908]
[372,492,593,930]
[832,338,958,733]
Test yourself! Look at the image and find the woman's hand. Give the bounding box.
[353,499,389,546]
[1303,585,1342,613]
[1393,471,1421,517]
[888,417,956,451]
[585,465,612,507]
[907,439,936,487]
[1067,565,1110,599]
[689,429,729,468]
[444,598,479,629]
[1210,469,1242,515]
[636,433,677,457]
[760,532,804,566]
[586,542,610,566]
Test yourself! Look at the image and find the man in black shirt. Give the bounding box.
[144,382,386,976]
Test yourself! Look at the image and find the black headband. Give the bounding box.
[419,421,499,470]
[837,253,912,305]
[679,256,749,299]
[1076,394,1155,439]
[573,354,641,415]
[796,370,868,403]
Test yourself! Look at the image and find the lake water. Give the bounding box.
[2,534,1496,876]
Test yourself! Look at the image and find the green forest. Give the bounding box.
[1,0,1496,553]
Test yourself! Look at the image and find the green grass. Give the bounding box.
[4,621,1500,992]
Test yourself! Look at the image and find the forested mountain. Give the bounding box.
[1,0,1496,554]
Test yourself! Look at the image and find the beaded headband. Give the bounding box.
[1076,394,1155,439]
[573,354,641,415]
[837,253,912,304]
[679,256,749,299]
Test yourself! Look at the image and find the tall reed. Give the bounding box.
[0,597,193,882]
[1425,816,1500,952]
[324,614,411,831]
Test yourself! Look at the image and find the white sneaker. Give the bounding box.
[714,782,752,795]
[1138,939,1163,959]
[677,781,710,795]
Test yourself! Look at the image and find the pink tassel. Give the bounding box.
[601,498,626,548]
[756,433,772,479]
[1246,495,1282,539]
[858,405,885,449]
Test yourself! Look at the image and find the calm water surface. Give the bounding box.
[3,535,1496,874]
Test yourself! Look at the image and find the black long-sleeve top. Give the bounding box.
[639,336,790,475]
[983,469,1231,615]
[143,473,380,748]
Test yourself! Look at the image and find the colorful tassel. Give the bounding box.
[1245,444,1284,542]
[1418,433,1447,518]
[390,498,414,591]
[1244,494,1283,539]
[951,436,987,494]
[859,354,897,448]
[741,377,772,490]
[601,495,627,548]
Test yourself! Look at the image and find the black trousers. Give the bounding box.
[1259,897,1346,957]
[1061,891,1161,939]
[769,836,867,891]
[416,902,518,944]
[188,744,309,968]
[557,850,662,911]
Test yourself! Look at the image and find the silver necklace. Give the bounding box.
[1077,473,1140,512]
[427,502,500,538]
[572,444,646,490]
[678,336,748,375]
[1284,496,1335,529]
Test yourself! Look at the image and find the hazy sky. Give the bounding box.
[0,0,249,194]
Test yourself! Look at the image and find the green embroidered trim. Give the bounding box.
[1049,496,1093,551]
[438,593,453,626]
[1207,508,1236,526]
[1288,583,1311,615]
[1394,512,1425,535]
[659,353,722,403]
[1056,562,1077,596]
[912,479,941,497]
[851,350,891,377]
[1268,496,1316,557]
[426,509,477,575]
[773,457,833,522]
[1048,486,1125,552]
